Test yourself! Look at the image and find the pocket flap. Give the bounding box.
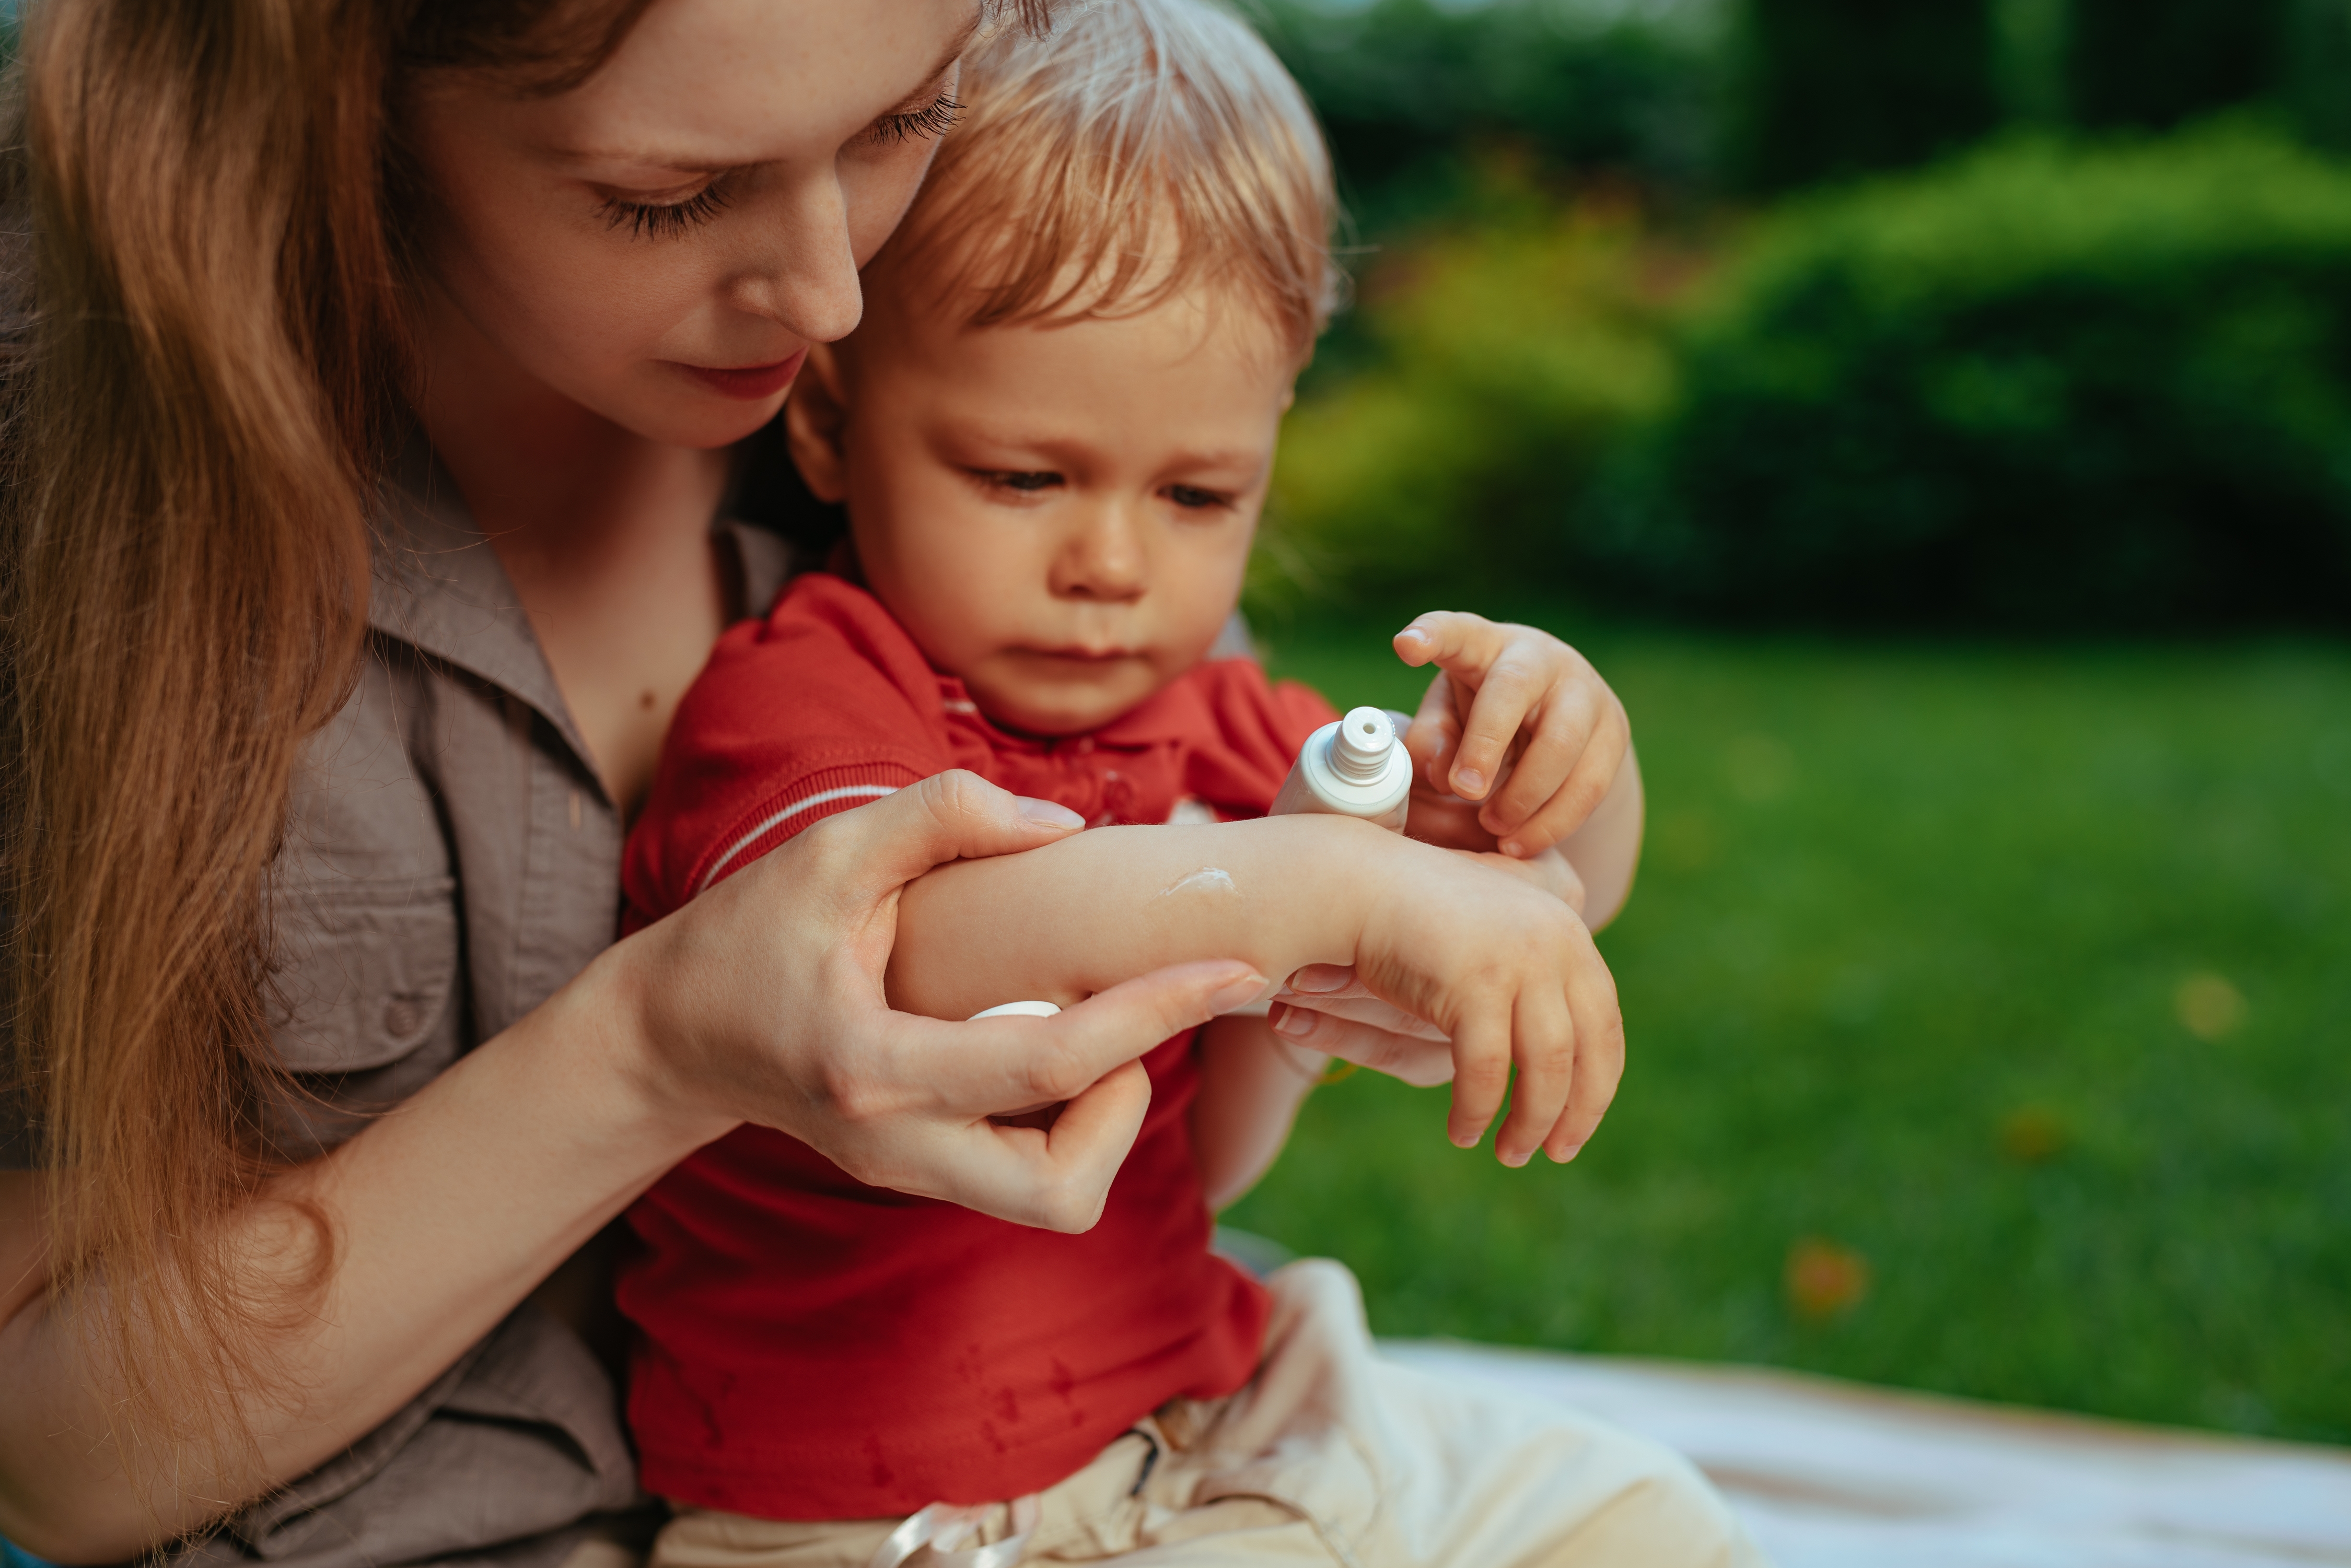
[270,877,459,1073]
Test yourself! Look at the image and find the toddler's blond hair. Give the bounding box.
[874,0,1343,358]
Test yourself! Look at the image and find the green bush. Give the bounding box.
[1740,0,2000,190]
[1256,187,1681,610]
[1252,0,1729,229]
[1591,123,2351,628]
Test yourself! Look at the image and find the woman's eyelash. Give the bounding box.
[867,93,963,145]
[600,182,731,239]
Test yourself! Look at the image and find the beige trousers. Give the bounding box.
[648,1259,1764,1568]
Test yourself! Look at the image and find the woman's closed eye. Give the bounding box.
[863,92,963,146]
[599,178,732,239]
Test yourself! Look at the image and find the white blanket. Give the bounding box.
[1381,1342,2351,1567]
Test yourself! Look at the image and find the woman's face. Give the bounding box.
[406,0,980,450]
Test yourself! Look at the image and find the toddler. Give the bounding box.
[621,3,1757,1564]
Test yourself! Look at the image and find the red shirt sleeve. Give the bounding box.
[1167,659,1343,819]
[622,575,956,932]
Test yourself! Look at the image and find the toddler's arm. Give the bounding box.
[890,814,1621,1166]
[1189,1015,1319,1210]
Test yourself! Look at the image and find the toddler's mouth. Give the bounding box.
[1024,646,1143,665]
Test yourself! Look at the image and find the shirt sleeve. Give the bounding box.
[1178,660,1345,819]
[622,576,956,931]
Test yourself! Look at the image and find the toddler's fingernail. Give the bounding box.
[1209,974,1271,1013]
[1499,839,1524,858]
[1551,1142,1585,1163]
[1017,797,1085,828]
[1271,1004,1317,1038]
[1454,768,1485,796]
[1501,1148,1531,1168]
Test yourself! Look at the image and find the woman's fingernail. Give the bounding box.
[1209,974,1271,1013]
[1454,768,1485,797]
[1499,839,1524,858]
[1016,797,1086,828]
[1271,1003,1317,1038]
[1285,963,1353,994]
[1502,1148,1532,1169]
[1551,1142,1585,1163]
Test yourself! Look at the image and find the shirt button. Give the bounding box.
[382,998,421,1039]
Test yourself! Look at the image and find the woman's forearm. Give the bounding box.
[0,947,725,1560]
[888,815,1399,1021]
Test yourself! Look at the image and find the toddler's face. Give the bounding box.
[790,282,1293,735]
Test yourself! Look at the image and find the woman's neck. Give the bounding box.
[413,298,732,817]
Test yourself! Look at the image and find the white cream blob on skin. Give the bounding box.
[1156,865,1239,898]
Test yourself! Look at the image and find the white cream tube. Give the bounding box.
[1268,705,1413,832]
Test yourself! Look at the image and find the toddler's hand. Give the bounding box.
[1392,611,1631,860]
[1351,839,1624,1166]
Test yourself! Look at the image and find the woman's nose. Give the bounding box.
[724,171,865,345]
[1050,506,1148,603]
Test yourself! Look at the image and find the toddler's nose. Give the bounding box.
[1051,505,1147,602]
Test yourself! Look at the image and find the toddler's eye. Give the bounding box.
[1163,484,1231,510]
[990,471,1063,493]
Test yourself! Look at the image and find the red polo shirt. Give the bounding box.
[617,572,1337,1519]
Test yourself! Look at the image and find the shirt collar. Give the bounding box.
[367,434,600,778]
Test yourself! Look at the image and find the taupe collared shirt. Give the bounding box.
[5,448,792,1568]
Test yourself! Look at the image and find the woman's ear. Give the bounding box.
[785,344,852,503]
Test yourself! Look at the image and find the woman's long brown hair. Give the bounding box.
[0,0,652,1510]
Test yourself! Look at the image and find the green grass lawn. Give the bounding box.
[1227,609,2351,1444]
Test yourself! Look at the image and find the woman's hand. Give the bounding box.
[618,770,1263,1232]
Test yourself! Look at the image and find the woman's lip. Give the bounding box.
[676,350,806,401]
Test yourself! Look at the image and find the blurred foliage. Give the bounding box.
[1253,0,1732,230]
[1263,124,2351,630]
[1254,176,1687,610]
[1597,123,2351,629]
[1739,0,1999,190]
[1234,615,2351,1441]
[2067,0,2287,133]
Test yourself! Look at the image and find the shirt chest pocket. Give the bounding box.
[270,876,462,1074]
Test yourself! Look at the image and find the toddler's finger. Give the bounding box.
[1391,610,1501,672]
[1444,1003,1514,1149]
[1500,733,1626,859]
[1449,645,1553,802]
[1405,670,1463,793]
[1542,949,1625,1163]
[1489,700,1628,857]
[1477,684,1600,845]
[1493,986,1576,1167]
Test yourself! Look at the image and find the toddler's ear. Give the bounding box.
[785,344,852,504]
